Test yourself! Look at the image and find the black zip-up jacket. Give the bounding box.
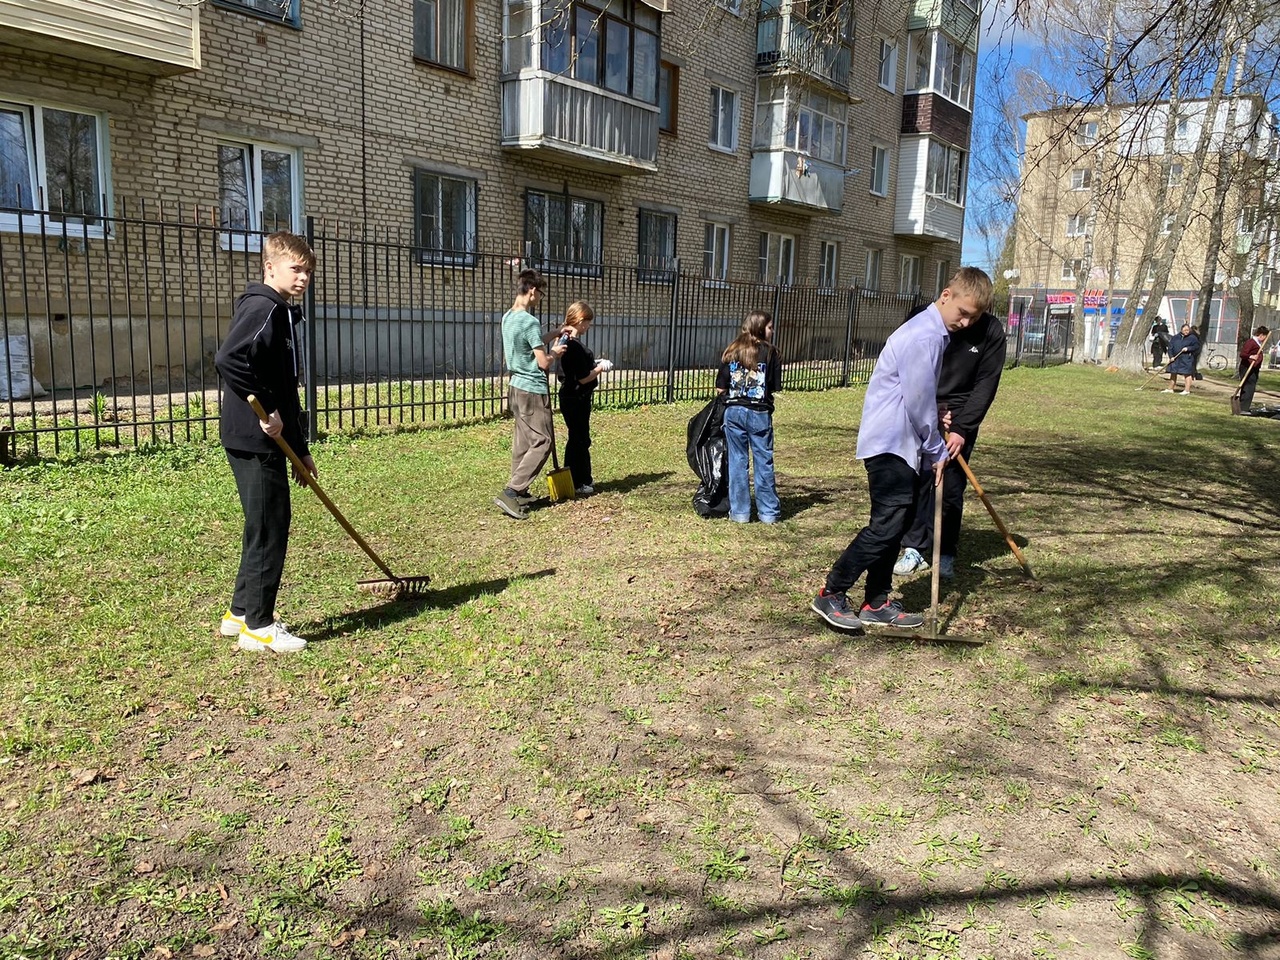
[906,305,1007,439]
[215,283,310,458]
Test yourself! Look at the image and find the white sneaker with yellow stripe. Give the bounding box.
[237,621,307,653]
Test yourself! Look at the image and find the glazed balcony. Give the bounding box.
[0,0,201,74]
[749,149,844,215]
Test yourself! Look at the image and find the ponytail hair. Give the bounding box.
[721,309,778,367]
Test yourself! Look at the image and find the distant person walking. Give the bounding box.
[716,309,782,524]
[1149,317,1170,369]
[1163,324,1200,395]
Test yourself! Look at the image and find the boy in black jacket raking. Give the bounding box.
[214,231,316,653]
[894,309,1007,579]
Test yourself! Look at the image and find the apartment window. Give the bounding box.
[909,31,931,90]
[637,209,677,281]
[524,189,603,276]
[704,221,731,281]
[219,141,299,245]
[819,241,839,289]
[1160,213,1175,235]
[710,85,739,151]
[1066,213,1090,237]
[1075,121,1099,146]
[865,248,885,289]
[215,0,299,25]
[935,259,951,298]
[659,61,679,134]
[1175,115,1189,137]
[932,34,973,106]
[1146,261,1157,283]
[541,0,660,103]
[754,80,845,164]
[1061,258,1082,280]
[413,170,476,265]
[1069,168,1092,190]
[414,0,470,72]
[715,0,742,12]
[759,232,795,284]
[899,255,921,295]
[1239,206,1257,235]
[1167,162,1183,188]
[870,145,889,196]
[0,100,107,226]
[877,38,898,91]
[925,140,966,204]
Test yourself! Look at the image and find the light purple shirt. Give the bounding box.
[855,303,949,471]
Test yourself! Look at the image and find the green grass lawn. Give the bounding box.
[1,364,1278,960]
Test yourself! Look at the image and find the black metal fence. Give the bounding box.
[1005,297,1074,367]
[0,206,926,458]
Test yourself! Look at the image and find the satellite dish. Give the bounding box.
[1229,276,1241,288]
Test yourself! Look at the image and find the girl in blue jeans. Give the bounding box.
[716,309,782,523]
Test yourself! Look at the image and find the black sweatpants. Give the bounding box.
[559,388,594,488]
[1238,362,1260,411]
[825,453,920,607]
[227,449,291,630]
[901,432,977,559]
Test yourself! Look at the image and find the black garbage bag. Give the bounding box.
[687,395,730,518]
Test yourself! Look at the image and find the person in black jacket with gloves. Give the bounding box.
[214,231,316,653]
[893,307,1007,579]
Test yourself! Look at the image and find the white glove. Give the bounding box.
[597,358,614,372]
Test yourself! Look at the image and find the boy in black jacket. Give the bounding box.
[894,309,1006,579]
[214,232,316,653]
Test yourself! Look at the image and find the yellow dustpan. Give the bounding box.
[545,373,575,502]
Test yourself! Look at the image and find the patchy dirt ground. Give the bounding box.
[2,368,1279,959]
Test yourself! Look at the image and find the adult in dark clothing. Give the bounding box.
[1236,326,1270,414]
[214,231,316,653]
[1150,318,1170,368]
[894,309,1007,579]
[556,301,612,494]
[1164,324,1200,395]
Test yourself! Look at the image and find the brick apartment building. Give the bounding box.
[0,0,976,286]
[1010,97,1278,361]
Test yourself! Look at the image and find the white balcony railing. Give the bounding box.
[0,0,200,74]
[501,72,659,175]
[748,150,844,215]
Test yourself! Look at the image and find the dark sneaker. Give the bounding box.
[513,489,538,506]
[810,590,864,632]
[859,599,925,629]
[494,491,529,519]
[938,555,956,579]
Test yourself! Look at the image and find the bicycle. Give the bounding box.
[1202,349,1229,371]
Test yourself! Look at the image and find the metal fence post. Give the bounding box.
[665,259,681,404]
[842,284,858,387]
[304,215,318,443]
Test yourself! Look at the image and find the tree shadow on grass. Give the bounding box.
[300,570,556,642]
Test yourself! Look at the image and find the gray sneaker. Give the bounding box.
[494,491,529,519]
[893,548,929,576]
[810,590,864,632]
[859,599,925,629]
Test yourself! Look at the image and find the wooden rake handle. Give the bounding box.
[953,451,1036,580]
[246,395,399,583]
[1232,333,1270,399]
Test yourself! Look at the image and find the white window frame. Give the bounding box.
[1160,213,1175,235]
[759,231,795,285]
[877,37,898,92]
[414,0,470,72]
[925,140,966,205]
[1239,206,1257,235]
[413,169,477,266]
[1175,115,1189,138]
[870,144,889,196]
[1065,213,1090,237]
[709,85,739,152]
[932,33,973,107]
[218,139,302,252]
[818,240,839,290]
[715,0,742,12]
[1061,258,1082,280]
[0,99,111,236]
[899,254,921,295]
[1075,121,1099,146]
[865,248,882,290]
[908,31,931,91]
[935,259,951,298]
[704,221,731,283]
[1069,168,1092,190]
[1167,162,1183,188]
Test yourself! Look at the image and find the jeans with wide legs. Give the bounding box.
[508,386,553,493]
[825,453,919,606]
[901,432,977,558]
[723,404,780,522]
[559,388,593,488]
[227,449,292,630]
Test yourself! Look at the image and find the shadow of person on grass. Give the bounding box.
[300,569,556,642]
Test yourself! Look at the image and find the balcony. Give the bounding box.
[894,194,964,243]
[501,72,658,175]
[0,0,200,75]
[749,150,844,215]
[756,13,851,94]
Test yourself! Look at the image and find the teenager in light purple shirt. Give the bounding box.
[811,268,993,631]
